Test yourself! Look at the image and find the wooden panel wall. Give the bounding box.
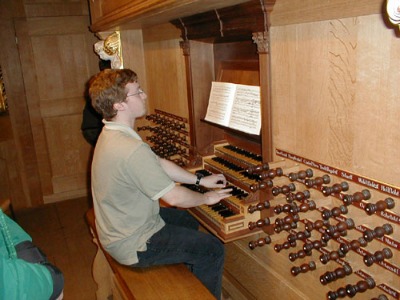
[120,29,147,86]
[271,13,400,187]
[0,0,38,209]
[13,0,99,204]
[188,40,219,155]
[271,0,384,26]
[117,24,190,145]
[142,24,188,118]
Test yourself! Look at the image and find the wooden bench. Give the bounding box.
[85,208,215,300]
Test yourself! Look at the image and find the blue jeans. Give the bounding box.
[131,207,225,299]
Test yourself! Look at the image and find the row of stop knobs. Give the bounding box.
[248,166,396,215]
[245,166,395,299]
[249,215,394,265]
[279,260,387,299]
[248,223,393,299]
[249,183,395,216]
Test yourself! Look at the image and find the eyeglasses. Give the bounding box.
[127,88,145,98]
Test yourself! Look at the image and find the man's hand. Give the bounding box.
[203,188,232,206]
[200,173,227,188]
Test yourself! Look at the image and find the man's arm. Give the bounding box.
[159,158,227,188]
[158,158,231,208]
[161,185,232,208]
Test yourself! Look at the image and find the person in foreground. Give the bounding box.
[88,68,231,299]
[0,207,64,300]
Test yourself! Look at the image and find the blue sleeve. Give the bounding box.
[0,256,53,300]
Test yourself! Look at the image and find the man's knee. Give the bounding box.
[201,233,225,259]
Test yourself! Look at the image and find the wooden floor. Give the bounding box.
[15,197,97,300]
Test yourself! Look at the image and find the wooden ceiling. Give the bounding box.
[90,0,384,33]
[90,0,255,32]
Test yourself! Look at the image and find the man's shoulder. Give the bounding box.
[103,129,143,145]
[100,130,152,158]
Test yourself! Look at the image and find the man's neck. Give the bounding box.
[112,115,135,129]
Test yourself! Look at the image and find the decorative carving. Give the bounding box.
[94,31,123,69]
[179,40,190,56]
[387,0,400,28]
[252,31,269,54]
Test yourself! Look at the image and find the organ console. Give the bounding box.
[185,144,276,242]
[165,4,400,298]
[178,138,399,299]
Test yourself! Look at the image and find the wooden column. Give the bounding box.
[180,40,198,158]
[253,31,273,162]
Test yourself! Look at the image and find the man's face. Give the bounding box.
[124,81,148,119]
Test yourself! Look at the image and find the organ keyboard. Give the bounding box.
[186,142,299,242]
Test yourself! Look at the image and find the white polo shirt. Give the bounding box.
[91,121,175,265]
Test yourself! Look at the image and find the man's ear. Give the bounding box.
[113,102,125,111]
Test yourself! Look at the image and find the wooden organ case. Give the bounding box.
[170,0,275,242]
[171,1,400,300]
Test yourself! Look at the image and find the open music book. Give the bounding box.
[204,81,261,135]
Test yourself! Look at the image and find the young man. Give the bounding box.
[88,69,231,299]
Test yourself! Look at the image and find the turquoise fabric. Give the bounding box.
[0,209,53,300]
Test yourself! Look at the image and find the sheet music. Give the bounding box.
[204,82,236,126]
[228,84,261,135]
[204,81,261,135]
